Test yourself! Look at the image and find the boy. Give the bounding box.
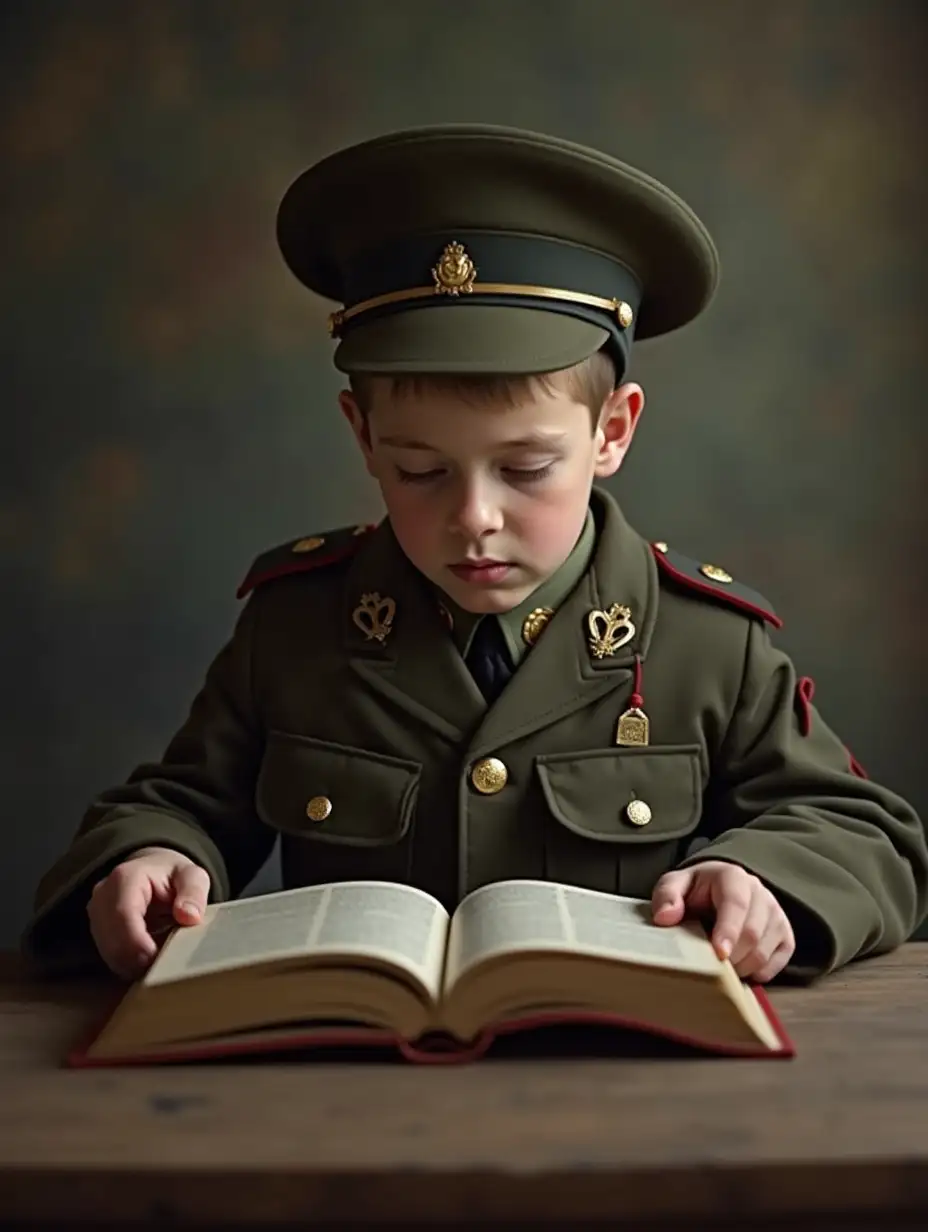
[23,124,927,984]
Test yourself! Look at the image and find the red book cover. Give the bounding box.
[65,983,795,1068]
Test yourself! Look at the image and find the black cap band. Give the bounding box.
[328,231,641,371]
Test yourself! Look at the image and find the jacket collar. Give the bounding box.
[339,485,660,748]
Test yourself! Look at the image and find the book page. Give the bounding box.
[445,879,722,990]
[147,881,450,1001]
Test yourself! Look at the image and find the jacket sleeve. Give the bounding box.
[21,595,276,973]
[678,618,928,979]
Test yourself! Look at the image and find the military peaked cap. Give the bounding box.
[276,124,719,382]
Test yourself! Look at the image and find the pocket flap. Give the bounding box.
[256,731,421,846]
[535,745,702,843]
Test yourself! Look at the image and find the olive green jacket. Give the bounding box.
[22,487,928,979]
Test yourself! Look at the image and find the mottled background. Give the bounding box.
[3,0,926,946]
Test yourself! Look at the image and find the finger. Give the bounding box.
[88,898,157,981]
[89,867,159,975]
[750,938,795,984]
[729,892,772,970]
[651,871,692,925]
[171,863,211,925]
[108,879,161,971]
[732,917,781,981]
[709,868,754,960]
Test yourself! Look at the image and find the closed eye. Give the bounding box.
[395,462,557,485]
[504,463,555,483]
[396,467,445,484]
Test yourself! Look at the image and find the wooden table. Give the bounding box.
[1,946,927,1230]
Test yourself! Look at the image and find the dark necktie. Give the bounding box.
[465,617,514,704]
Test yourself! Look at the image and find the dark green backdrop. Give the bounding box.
[3,0,926,945]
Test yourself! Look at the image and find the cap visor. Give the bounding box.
[333,305,609,375]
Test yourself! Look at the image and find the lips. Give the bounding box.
[448,560,513,584]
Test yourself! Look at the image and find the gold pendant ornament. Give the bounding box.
[522,606,554,646]
[615,652,650,746]
[616,708,650,746]
[352,592,396,644]
[587,604,635,659]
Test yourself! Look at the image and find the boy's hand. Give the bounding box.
[87,846,211,980]
[651,861,795,982]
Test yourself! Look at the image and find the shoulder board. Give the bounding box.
[651,541,781,628]
[237,522,376,599]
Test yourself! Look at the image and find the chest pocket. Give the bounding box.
[535,745,703,899]
[256,730,421,884]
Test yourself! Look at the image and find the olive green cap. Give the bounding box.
[276,124,719,381]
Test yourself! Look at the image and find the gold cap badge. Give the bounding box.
[432,242,477,296]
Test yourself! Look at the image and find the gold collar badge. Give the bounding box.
[521,606,554,646]
[587,603,635,659]
[352,592,396,644]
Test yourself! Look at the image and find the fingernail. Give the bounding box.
[178,900,200,918]
[716,939,732,959]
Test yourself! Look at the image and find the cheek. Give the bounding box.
[377,480,442,556]
[513,480,589,557]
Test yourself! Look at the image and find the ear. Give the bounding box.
[593,382,645,479]
[338,390,377,477]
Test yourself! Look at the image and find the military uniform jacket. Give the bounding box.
[23,487,928,979]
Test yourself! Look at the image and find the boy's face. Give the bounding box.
[339,374,643,614]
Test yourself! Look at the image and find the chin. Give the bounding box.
[445,585,529,615]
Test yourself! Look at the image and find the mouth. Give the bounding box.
[448,559,514,584]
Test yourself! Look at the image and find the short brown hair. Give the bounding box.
[349,347,616,429]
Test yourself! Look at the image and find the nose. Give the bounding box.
[449,474,504,539]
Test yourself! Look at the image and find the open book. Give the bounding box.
[69,879,794,1065]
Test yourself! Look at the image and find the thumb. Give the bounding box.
[651,869,693,925]
[170,861,211,925]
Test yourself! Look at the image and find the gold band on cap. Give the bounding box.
[329,285,634,337]
[327,241,634,337]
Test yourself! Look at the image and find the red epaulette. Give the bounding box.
[651,541,782,629]
[236,522,376,599]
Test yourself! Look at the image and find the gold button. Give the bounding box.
[615,301,634,329]
[306,795,332,822]
[626,799,652,827]
[700,563,733,584]
[292,536,325,554]
[470,757,508,794]
[653,541,668,553]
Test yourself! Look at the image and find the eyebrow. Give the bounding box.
[378,430,570,451]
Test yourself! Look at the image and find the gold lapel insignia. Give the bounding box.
[522,606,554,646]
[352,592,396,644]
[587,603,635,659]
